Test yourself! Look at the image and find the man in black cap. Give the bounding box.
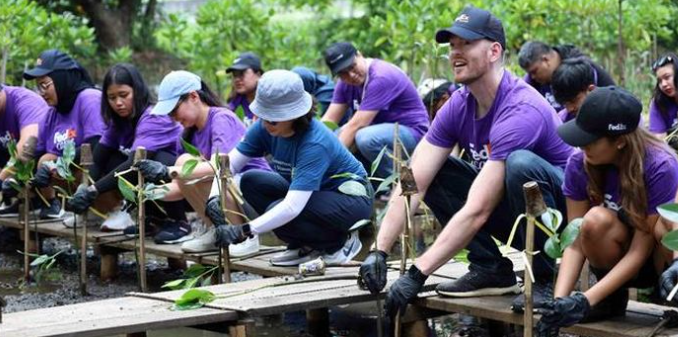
[321,42,430,180]
[518,41,615,110]
[358,6,574,319]
[226,52,263,122]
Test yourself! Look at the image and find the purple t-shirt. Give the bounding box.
[331,59,430,140]
[184,107,269,171]
[227,94,254,119]
[0,86,49,151]
[563,146,678,215]
[427,70,573,170]
[648,100,678,133]
[41,88,106,156]
[100,106,182,155]
[557,108,576,123]
[523,74,563,111]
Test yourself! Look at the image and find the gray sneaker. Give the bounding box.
[269,246,320,266]
[323,231,362,265]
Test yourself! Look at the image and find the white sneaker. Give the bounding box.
[270,246,320,266]
[181,226,218,253]
[62,212,97,228]
[100,210,134,232]
[323,231,362,265]
[229,235,260,258]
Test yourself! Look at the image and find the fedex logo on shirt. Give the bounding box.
[118,145,132,156]
[468,142,491,170]
[0,131,16,149]
[603,194,621,211]
[53,128,77,151]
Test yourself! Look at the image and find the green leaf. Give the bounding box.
[182,159,199,178]
[371,146,388,177]
[330,172,361,180]
[117,178,137,203]
[544,236,562,260]
[184,264,209,278]
[181,139,201,157]
[559,218,583,250]
[658,203,678,224]
[173,289,216,310]
[235,106,245,121]
[662,230,678,252]
[55,157,73,181]
[453,249,469,264]
[376,173,396,194]
[184,277,200,289]
[162,279,186,290]
[323,120,338,131]
[338,180,367,197]
[62,140,76,165]
[201,277,213,287]
[143,183,169,201]
[30,254,50,267]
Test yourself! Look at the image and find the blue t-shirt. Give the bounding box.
[237,119,367,191]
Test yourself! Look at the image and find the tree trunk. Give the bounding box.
[617,0,625,86]
[74,0,141,51]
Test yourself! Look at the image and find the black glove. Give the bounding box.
[67,185,98,214]
[358,250,388,294]
[215,223,252,246]
[385,265,428,318]
[133,159,170,183]
[536,292,590,332]
[30,164,53,188]
[660,258,678,303]
[205,195,228,227]
[1,178,21,200]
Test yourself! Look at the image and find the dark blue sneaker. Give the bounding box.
[39,198,64,219]
[154,220,192,244]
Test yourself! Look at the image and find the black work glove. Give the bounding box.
[660,258,678,303]
[536,292,590,333]
[205,195,228,227]
[67,185,98,214]
[30,164,53,188]
[385,265,428,318]
[215,223,252,246]
[133,159,170,183]
[1,178,21,200]
[358,250,388,294]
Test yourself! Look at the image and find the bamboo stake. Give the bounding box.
[393,123,405,337]
[78,144,93,296]
[218,154,232,283]
[0,296,5,323]
[134,147,148,292]
[522,182,548,337]
[21,136,38,282]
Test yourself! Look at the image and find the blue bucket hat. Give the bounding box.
[151,70,202,115]
[250,70,313,122]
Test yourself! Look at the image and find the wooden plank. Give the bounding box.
[0,296,237,337]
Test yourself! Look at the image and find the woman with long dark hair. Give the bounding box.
[66,64,185,241]
[649,53,678,148]
[537,87,678,334]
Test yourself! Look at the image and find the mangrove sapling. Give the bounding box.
[17,249,64,286]
[656,203,678,300]
[161,263,218,290]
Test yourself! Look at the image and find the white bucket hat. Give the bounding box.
[250,69,313,122]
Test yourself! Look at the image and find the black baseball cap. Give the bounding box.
[324,42,357,76]
[435,6,506,49]
[557,86,642,147]
[23,49,79,80]
[226,52,262,73]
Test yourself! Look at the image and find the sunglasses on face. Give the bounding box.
[36,80,53,94]
[652,55,674,72]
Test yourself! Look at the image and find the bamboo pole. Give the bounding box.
[522,181,548,337]
[218,154,232,284]
[21,136,38,282]
[134,147,148,292]
[78,144,93,295]
[393,122,407,337]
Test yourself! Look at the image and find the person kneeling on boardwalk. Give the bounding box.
[359,6,573,317]
[205,69,373,266]
[132,70,270,255]
[536,87,678,334]
[66,64,188,244]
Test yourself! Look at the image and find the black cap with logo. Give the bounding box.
[226,52,262,73]
[557,86,642,147]
[23,49,79,80]
[435,6,506,49]
[324,42,357,76]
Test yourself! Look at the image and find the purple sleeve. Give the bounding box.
[648,100,668,133]
[132,114,182,152]
[79,90,106,140]
[15,91,48,129]
[488,105,544,161]
[210,112,246,155]
[98,127,118,148]
[425,94,461,148]
[359,75,401,111]
[557,109,569,123]
[562,152,588,201]
[331,80,350,104]
[645,149,678,213]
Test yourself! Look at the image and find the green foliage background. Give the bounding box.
[3,0,676,105]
